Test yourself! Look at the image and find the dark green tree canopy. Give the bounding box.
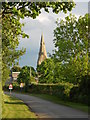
[17,65,36,84]
[1,1,75,83]
[52,14,89,83]
[30,66,36,77]
[11,66,21,72]
[2,2,75,18]
[17,66,30,84]
[37,58,55,83]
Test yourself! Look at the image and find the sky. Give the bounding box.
[18,2,88,69]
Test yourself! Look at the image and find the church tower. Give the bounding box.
[37,34,47,65]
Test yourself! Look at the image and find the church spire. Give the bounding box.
[37,34,47,65]
[41,33,44,43]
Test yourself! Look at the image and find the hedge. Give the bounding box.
[3,83,72,100]
[3,82,88,104]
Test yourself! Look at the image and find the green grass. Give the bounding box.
[30,94,88,113]
[2,94,37,119]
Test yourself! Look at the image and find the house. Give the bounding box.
[11,72,20,81]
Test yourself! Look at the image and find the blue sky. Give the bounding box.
[18,2,88,69]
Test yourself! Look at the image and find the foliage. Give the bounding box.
[30,76,36,83]
[37,58,55,83]
[17,66,30,91]
[70,87,88,104]
[52,14,89,84]
[31,94,88,112]
[29,66,36,83]
[2,2,75,18]
[70,74,89,104]
[4,83,73,100]
[2,10,27,84]
[2,67,10,86]
[1,2,75,84]
[3,81,88,105]
[30,66,36,77]
[17,66,30,85]
[11,66,21,72]
[17,66,36,91]
[53,62,64,83]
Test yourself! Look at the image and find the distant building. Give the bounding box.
[11,72,20,81]
[37,34,47,66]
[5,71,20,85]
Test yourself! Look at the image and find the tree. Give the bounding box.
[52,14,89,84]
[2,10,27,84]
[37,58,55,83]
[29,66,36,83]
[53,62,64,83]
[30,66,36,77]
[2,67,10,86]
[17,66,36,84]
[11,66,21,72]
[17,66,30,91]
[2,2,75,18]
[1,2,75,84]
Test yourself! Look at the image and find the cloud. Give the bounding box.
[74,0,89,2]
[18,3,88,68]
[36,14,51,24]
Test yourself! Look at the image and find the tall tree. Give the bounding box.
[31,66,36,76]
[2,12,27,84]
[1,2,75,84]
[2,2,75,18]
[17,66,30,91]
[11,66,21,72]
[37,58,55,83]
[53,14,89,83]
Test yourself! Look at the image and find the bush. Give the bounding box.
[3,84,70,100]
[70,88,88,104]
[70,87,79,100]
[4,81,88,104]
[27,84,71,100]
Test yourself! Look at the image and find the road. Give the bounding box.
[4,92,88,118]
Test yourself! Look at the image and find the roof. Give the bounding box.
[12,72,20,78]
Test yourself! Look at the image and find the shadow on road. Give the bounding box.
[4,101,24,105]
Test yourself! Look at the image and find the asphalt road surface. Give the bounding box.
[4,92,88,118]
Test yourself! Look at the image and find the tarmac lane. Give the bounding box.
[4,92,88,119]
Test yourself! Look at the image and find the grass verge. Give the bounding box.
[2,93,37,119]
[30,93,88,113]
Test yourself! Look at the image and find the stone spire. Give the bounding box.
[37,34,47,65]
